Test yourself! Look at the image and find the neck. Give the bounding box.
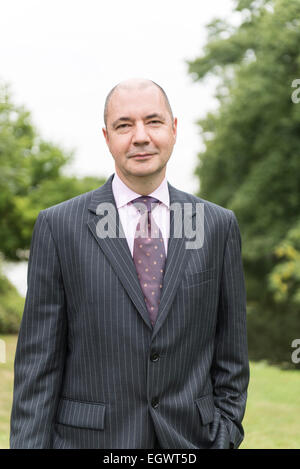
[115,168,166,195]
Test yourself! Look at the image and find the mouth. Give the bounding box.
[129,152,157,160]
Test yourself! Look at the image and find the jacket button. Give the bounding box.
[150,352,160,362]
[151,397,159,408]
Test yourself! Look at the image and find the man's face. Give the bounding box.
[102,85,177,181]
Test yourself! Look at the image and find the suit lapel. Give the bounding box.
[151,182,195,339]
[87,174,152,330]
[87,174,196,335]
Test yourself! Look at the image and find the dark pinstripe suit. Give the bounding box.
[10,173,249,449]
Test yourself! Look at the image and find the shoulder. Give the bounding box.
[172,188,241,248]
[38,188,97,224]
[170,185,234,225]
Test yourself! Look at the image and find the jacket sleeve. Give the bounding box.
[211,210,250,449]
[10,210,67,448]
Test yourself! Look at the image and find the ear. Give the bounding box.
[102,127,109,144]
[172,117,178,141]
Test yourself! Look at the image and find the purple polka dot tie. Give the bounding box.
[131,196,166,327]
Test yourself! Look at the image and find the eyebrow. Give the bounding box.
[145,113,165,121]
[112,113,166,128]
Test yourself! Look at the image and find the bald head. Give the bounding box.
[103,78,174,128]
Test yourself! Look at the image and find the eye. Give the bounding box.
[117,123,130,129]
[148,120,161,124]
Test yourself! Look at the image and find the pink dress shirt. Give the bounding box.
[111,172,170,256]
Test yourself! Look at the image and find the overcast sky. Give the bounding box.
[1,0,236,294]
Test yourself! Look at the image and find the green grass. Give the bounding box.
[0,335,17,449]
[1,335,300,449]
[240,360,300,449]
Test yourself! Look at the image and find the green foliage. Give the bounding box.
[0,82,105,333]
[0,82,105,260]
[188,0,300,365]
[269,220,300,304]
[0,258,24,333]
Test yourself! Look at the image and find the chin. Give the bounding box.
[128,163,162,177]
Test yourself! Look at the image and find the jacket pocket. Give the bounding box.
[195,394,215,425]
[184,268,216,287]
[55,397,106,430]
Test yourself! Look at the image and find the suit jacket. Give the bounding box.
[10,173,249,449]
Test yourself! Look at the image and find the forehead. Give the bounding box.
[107,85,168,121]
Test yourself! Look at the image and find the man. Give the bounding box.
[10,78,249,449]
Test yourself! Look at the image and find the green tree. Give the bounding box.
[0,82,105,260]
[188,0,300,366]
[0,82,105,331]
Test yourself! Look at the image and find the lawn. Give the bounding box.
[240,360,300,449]
[0,335,17,450]
[1,334,299,449]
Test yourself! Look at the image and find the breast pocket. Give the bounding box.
[55,397,106,430]
[184,268,216,288]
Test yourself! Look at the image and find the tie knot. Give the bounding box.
[130,196,160,213]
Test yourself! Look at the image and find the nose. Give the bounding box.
[132,122,150,146]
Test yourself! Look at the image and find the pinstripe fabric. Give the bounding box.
[10,173,249,449]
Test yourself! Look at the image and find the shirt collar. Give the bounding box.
[112,172,170,209]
